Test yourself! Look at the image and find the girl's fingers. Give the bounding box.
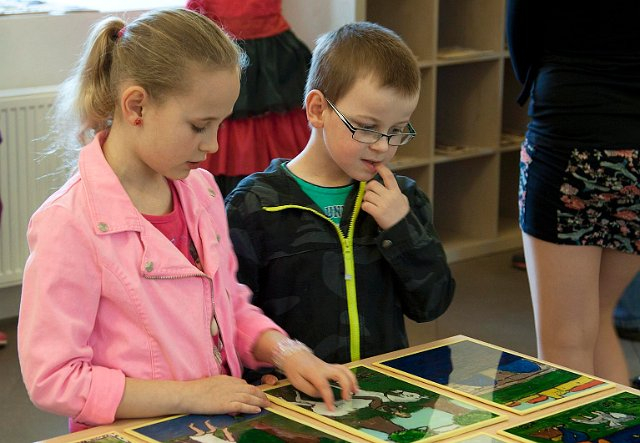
[335,367,358,400]
[229,401,262,415]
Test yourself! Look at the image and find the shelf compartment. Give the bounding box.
[395,164,433,200]
[501,60,529,151]
[500,132,524,153]
[436,60,502,150]
[398,67,435,164]
[498,149,520,236]
[438,0,505,55]
[366,0,437,62]
[433,154,500,243]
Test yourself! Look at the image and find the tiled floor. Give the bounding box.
[1,249,638,442]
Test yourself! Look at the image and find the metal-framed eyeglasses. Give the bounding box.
[325,98,416,147]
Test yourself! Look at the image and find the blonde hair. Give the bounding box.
[305,22,420,103]
[50,7,246,170]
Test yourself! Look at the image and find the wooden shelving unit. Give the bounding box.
[357,0,528,262]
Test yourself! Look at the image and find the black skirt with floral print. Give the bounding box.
[519,140,640,254]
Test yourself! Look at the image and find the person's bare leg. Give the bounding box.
[595,248,639,383]
[523,233,601,375]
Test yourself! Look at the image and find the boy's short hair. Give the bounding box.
[305,21,420,103]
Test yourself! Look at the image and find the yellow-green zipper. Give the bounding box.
[264,181,366,361]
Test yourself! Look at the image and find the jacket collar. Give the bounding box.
[79,132,146,236]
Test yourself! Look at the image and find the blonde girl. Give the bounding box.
[18,8,355,432]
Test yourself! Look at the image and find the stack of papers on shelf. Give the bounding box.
[435,143,477,156]
[438,47,494,60]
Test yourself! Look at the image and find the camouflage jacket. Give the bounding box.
[225,159,455,364]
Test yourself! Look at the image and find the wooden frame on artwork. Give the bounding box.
[125,408,353,443]
[69,432,132,443]
[373,336,614,415]
[498,390,640,443]
[264,365,506,443]
[448,432,516,443]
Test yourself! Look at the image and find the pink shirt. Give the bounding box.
[143,181,198,268]
[18,132,284,429]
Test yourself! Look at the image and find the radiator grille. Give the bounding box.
[0,87,62,288]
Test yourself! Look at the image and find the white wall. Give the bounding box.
[282,0,361,48]
[0,1,360,91]
[1,10,147,90]
[0,1,360,319]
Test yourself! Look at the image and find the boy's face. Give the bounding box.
[322,75,419,183]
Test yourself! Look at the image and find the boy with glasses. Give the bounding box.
[225,22,455,376]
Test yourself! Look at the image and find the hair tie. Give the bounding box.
[117,26,126,40]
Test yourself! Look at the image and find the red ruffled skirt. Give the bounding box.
[201,108,310,176]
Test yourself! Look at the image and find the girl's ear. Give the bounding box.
[120,86,147,127]
[305,89,327,129]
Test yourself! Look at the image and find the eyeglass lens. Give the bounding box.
[353,130,413,146]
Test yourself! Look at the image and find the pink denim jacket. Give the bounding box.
[18,132,284,429]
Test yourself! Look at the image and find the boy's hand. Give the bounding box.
[279,350,358,411]
[361,163,409,230]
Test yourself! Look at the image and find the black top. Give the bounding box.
[225,159,454,364]
[506,1,640,149]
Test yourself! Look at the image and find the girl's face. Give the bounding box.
[136,66,240,181]
[321,76,419,185]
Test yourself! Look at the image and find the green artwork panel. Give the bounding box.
[127,409,351,443]
[71,432,132,443]
[450,434,513,443]
[500,391,640,443]
[265,365,505,443]
[374,338,613,414]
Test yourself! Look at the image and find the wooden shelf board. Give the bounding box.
[388,156,431,171]
[443,230,523,264]
[433,146,496,164]
[500,131,524,151]
[498,217,520,236]
[499,144,521,153]
[418,59,435,69]
[436,52,502,66]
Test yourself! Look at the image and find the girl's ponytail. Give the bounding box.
[48,8,245,173]
[76,18,125,141]
[48,17,125,171]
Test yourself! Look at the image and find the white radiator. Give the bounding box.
[0,87,62,288]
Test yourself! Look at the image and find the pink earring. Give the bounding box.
[134,117,143,126]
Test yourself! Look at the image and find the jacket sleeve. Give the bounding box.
[224,189,264,304]
[18,205,125,427]
[376,180,455,322]
[218,222,285,370]
[207,179,284,370]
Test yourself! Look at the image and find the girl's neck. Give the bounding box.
[102,126,173,215]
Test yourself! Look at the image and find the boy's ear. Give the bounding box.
[120,86,146,126]
[305,90,327,129]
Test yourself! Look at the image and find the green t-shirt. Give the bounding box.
[282,163,353,225]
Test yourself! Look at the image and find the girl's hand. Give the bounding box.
[361,163,409,230]
[181,375,270,415]
[278,348,358,411]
